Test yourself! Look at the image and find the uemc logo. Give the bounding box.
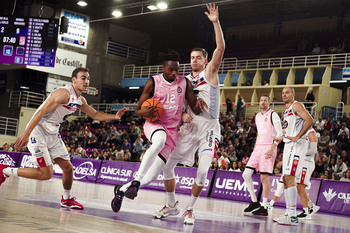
[63,11,87,23]
[215,178,259,192]
[0,153,16,166]
[73,161,97,180]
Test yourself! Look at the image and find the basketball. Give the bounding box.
[141,98,164,122]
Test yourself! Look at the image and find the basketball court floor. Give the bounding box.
[0,177,349,233]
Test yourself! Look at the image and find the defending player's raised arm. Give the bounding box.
[135,78,156,119]
[286,102,314,142]
[14,89,70,148]
[80,97,126,121]
[205,3,225,85]
[185,78,207,114]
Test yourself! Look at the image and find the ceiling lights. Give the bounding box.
[112,10,123,17]
[156,2,168,10]
[77,1,88,7]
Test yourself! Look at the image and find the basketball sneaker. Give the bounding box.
[277,215,298,226]
[183,208,195,225]
[267,203,273,212]
[244,201,261,213]
[60,196,84,210]
[252,206,268,216]
[273,214,288,223]
[0,164,8,186]
[124,180,140,200]
[309,203,320,216]
[297,209,311,220]
[153,201,180,219]
[111,185,124,213]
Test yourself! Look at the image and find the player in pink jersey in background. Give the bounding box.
[111,49,206,213]
[242,95,283,216]
[0,67,126,210]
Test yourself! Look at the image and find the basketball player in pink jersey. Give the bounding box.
[242,95,283,216]
[0,68,126,209]
[152,3,225,224]
[273,87,314,226]
[111,49,206,213]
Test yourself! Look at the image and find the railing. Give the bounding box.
[221,102,318,120]
[9,91,45,108]
[76,103,138,117]
[107,41,149,64]
[123,53,350,78]
[0,116,18,136]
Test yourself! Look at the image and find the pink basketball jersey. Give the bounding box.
[152,74,187,130]
[255,109,277,145]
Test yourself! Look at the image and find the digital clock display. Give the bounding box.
[0,16,58,67]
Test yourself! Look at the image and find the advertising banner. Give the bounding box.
[72,158,101,182]
[211,170,261,202]
[265,175,321,209]
[317,180,350,216]
[0,151,20,167]
[96,160,136,185]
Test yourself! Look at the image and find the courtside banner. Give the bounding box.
[265,175,321,208]
[72,158,101,182]
[317,180,350,216]
[96,160,136,185]
[135,164,213,197]
[0,151,20,167]
[211,170,261,202]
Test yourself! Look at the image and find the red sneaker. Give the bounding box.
[60,196,84,210]
[0,164,8,186]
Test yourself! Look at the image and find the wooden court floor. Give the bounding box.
[0,177,349,233]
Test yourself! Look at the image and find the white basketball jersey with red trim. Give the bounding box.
[186,69,220,120]
[283,101,305,142]
[30,84,82,134]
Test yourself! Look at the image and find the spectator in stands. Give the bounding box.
[310,43,320,55]
[122,139,131,151]
[274,167,281,175]
[132,139,143,161]
[329,113,336,124]
[124,149,131,161]
[314,117,325,132]
[211,161,219,170]
[328,134,337,149]
[226,98,233,115]
[340,113,349,125]
[318,130,330,149]
[99,151,110,160]
[226,145,238,162]
[236,94,246,120]
[337,131,349,151]
[315,151,328,176]
[129,121,142,142]
[80,149,89,159]
[305,90,315,112]
[338,122,349,138]
[71,148,82,159]
[340,169,350,182]
[230,161,241,172]
[218,152,230,168]
[340,150,350,167]
[334,158,348,178]
[328,148,341,166]
[263,80,269,86]
[323,118,332,131]
[87,133,98,148]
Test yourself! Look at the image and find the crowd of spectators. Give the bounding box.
[2,110,350,182]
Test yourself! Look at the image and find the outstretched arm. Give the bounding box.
[205,3,225,85]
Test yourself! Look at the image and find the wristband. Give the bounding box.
[274,141,279,145]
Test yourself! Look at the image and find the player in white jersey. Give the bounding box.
[273,87,313,226]
[153,3,225,225]
[268,128,319,219]
[0,68,126,209]
[242,95,283,216]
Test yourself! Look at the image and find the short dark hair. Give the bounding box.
[191,48,208,59]
[159,49,180,65]
[72,67,89,78]
[261,94,270,100]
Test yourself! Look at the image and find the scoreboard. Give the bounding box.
[0,16,58,67]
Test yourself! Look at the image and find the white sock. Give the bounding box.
[3,167,18,176]
[262,198,268,208]
[303,207,308,214]
[187,195,198,210]
[308,200,314,208]
[166,192,176,207]
[284,188,290,215]
[63,189,71,200]
[242,169,257,202]
[286,186,297,216]
[120,181,131,193]
[270,200,275,207]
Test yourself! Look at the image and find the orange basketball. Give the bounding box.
[141,98,164,122]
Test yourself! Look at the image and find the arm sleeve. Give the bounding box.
[272,112,283,137]
[306,142,317,156]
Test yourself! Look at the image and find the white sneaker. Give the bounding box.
[153,201,180,219]
[273,214,288,223]
[277,215,298,226]
[267,203,273,212]
[182,208,195,225]
[309,204,320,216]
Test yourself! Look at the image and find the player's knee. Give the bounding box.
[196,170,208,186]
[40,170,53,180]
[61,162,73,174]
[163,168,175,180]
[242,170,251,181]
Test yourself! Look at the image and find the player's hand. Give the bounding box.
[272,136,283,144]
[196,98,208,111]
[138,105,156,118]
[265,149,273,159]
[205,3,219,23]
[115,107,126,120]
[285,135,299,142]
[182,112,193,123]
[14,133,30,148]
